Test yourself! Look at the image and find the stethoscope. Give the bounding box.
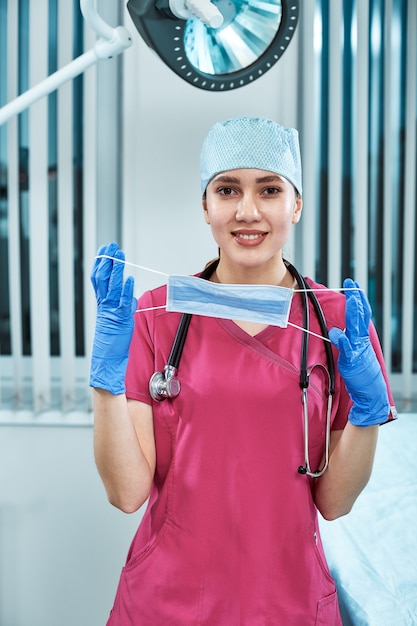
[149,259,335,478]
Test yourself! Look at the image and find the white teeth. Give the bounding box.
[236,233,263,240]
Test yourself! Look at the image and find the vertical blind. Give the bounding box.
[0,0,416,423]
[296,0,416,409]
[0,0,93,422]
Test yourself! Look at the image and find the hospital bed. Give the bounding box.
[319,413,417,625]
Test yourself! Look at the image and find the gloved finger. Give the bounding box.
[343,279,371,346]
[328,326,343,349]
[90,244,108,294]
[329,327,354,361]
[105,248,126,306]
[91,244,107,273]
[120,275,137,316]
[356,283,372,329]
[91,242,120,303]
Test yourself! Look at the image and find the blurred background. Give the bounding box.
[0,0,415,624]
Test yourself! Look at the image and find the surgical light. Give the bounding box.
[127,0,299,91]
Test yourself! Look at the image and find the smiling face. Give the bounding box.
[202,168,303,284]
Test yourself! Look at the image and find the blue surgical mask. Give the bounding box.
[166,275,293,327]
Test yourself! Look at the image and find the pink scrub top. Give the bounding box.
[107,278,395,626]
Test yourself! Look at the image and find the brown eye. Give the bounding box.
[218,187,235,195]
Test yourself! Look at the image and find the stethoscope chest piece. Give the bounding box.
[149,365,181,401]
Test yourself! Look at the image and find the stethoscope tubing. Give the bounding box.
[285,262,335,477]
[149,258,335,478]
[149,260,219,400]
[285,262,335,395]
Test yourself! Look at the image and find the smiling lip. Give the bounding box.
[232,231,267,246]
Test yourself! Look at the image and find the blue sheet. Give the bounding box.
[319,414,417,626]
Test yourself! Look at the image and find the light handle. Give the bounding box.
[169,0,224,28]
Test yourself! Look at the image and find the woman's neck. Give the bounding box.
[212,257,293,287]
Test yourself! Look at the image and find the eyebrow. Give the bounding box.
[211,173,286,185]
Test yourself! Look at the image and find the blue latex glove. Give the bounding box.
[90,242,137,395]
[329,279,389,427]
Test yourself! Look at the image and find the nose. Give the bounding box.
[235,193,262,222]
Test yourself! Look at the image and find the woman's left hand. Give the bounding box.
[329,279,389,427]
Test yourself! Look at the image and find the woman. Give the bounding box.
[90,117,395,625]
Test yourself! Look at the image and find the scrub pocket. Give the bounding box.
[315,590,341,626]
[110,519,206,625]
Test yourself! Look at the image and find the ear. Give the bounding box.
[202,198,210,224]
[292,196,303,224]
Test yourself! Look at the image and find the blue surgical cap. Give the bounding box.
[200,117,302,196]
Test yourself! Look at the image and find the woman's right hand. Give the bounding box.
[89,242,137,395]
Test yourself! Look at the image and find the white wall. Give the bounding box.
[0,6,302,624]
[121,20,300,294]
[0,424,142,626]
[0,36,299,623]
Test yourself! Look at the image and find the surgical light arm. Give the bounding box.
[0,0,132,126]
[0,0,223,126]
